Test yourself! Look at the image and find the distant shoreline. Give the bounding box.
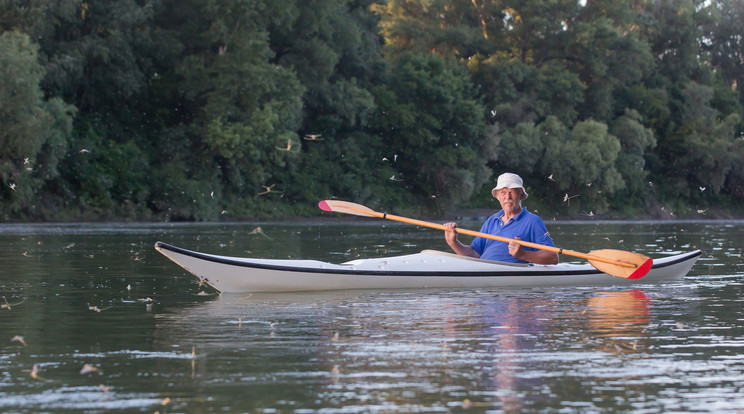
[0,205,740,224]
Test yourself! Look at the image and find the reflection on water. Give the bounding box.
[146,283,742,413]
[0,221,743,412]
[586,291,651,353]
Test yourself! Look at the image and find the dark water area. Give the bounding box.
[0,220,742,413]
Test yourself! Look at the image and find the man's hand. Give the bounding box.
[508,237,525,259]
[510,236,559,265]
[443,222,458,245]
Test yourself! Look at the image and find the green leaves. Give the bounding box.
[2,0,744,220]
[0,31,75,218]
[610,109,656,198]
[671,82,741,197]
[0,31,47,159]
[370,52,488,209]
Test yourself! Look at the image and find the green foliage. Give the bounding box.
[2,0,744,221]
[0,30,75,218]
[704,0,744,109]
[0,31,47,160]
[609,109,656,206]
[372,0,493,59]
[370,52,488,211]
[567,16,653,122]
[491,121,545,173]
[669,82,741,198]
[471,57,585,127]
[540,119,623,213]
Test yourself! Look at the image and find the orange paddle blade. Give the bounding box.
[318,200,378,217]
[587,249,653,279]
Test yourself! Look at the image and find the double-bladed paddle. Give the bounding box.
[318,200,652,279]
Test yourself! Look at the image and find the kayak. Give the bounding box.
[154,241,701,293]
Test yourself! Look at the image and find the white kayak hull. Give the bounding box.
[154,242,701,293]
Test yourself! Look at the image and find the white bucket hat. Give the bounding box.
[491,172,528,199]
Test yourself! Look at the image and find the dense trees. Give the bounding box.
[0,30,75,217]
[1,0,742,220]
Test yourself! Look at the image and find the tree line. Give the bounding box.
[1,0,742,221]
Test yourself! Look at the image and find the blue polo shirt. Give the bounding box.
[471,209,555,263]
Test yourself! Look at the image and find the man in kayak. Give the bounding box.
[444,172,559,265]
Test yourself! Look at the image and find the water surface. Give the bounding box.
[0,220,742,412]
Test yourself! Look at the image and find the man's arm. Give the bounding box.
[443,222,480,258]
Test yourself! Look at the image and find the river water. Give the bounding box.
[0,219,742,413]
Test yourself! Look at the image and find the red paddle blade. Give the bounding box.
[628,257,654,279]
[318,200,333,212]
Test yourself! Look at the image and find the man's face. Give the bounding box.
[495,188,523,214]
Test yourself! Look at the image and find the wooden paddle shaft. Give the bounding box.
[361,209,637,269]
